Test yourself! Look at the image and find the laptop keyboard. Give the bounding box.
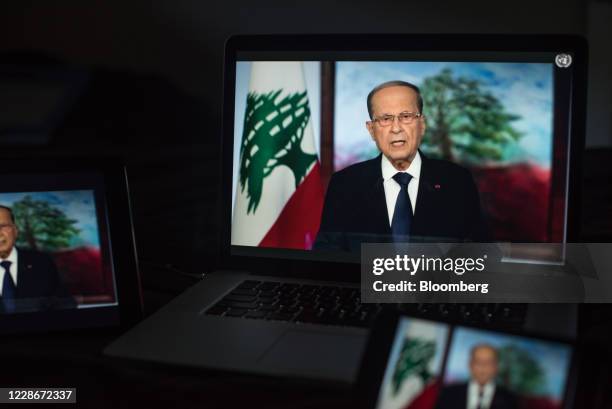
[206,280,379,327]
[205,280,527,329]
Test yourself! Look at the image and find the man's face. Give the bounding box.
[366,86,426,170]
[469,346,499,386]
[0,209,17,259]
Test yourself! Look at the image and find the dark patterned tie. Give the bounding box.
[477,386,485,409]
[1,260,16,313]
[391,172,413,242]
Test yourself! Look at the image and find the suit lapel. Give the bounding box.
[412,152,439,235]
[15,250,26,297]
[369,175,391,236]
[362,155,391,236]
[15,249,33,297]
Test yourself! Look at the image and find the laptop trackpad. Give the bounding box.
[258,330,366,380]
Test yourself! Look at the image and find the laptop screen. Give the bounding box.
[375,316,573,409]
[224,35,585,264]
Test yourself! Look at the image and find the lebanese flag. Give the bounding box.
[231,62,324,250]
[377,320,445,409]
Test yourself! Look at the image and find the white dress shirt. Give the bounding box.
[467,380,496,409]
[0,247,19,296]
[381,151,422,226]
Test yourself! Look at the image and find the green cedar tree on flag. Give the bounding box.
[378,320,444,409]
[231,62,324,249]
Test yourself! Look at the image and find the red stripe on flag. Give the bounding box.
[405,380,441,409]
[259,162,324,250]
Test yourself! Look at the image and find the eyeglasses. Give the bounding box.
[371,111,423,127]
[0,224,15,232]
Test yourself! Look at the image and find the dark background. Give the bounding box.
[0,1,611,407]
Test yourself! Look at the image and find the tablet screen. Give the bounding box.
[0,164,139,333]
[375,317,573,409]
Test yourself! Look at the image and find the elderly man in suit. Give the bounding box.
[314,80,487,251]
[436,344,517,409]
[0,205,75,313]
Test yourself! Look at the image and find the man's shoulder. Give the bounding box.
[331,156,380,181]
[19,248,48,258]
[421,156,477,191]
[441,382,468,392]
[436,382,468,409]
[18,248,55,265]
[437,382,468,404]
[494,385,517,399]
[424,156,472,177]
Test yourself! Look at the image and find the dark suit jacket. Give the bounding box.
[435,382,517,409]
[314,153,488,252]
[1,248,76,312]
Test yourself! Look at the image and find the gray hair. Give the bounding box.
[367,80,424,119]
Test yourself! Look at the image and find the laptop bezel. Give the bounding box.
[219,34,587,283]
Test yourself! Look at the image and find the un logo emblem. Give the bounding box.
[555,53,573,68]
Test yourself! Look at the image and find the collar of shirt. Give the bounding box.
[381,151,422,225]
[381,150,422,181]
[0,246,19,294]
[468,380,496,409]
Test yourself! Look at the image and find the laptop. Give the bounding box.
[358,310,576,409]
[104,34,587,383]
